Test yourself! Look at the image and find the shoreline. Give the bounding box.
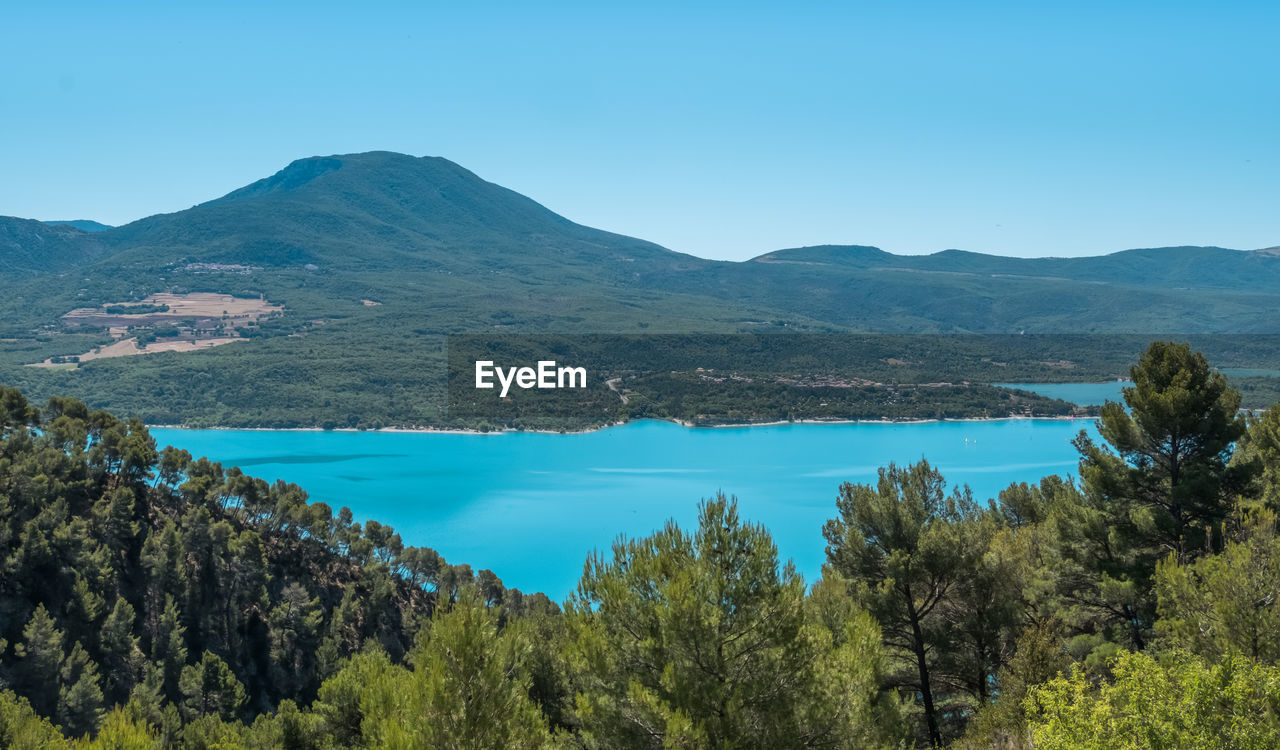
[147,412,1098,436]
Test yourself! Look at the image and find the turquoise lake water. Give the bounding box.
[997,382,1130,406]
[1218,367,1280,378]
[1001,371,1280,407]
[151,418,1099,600]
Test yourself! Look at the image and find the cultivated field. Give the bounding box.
[61,292,281,327]
[28,293,281,367]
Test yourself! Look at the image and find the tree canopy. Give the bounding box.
[1,340,1279,748]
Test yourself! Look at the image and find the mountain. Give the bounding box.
[4,151,1278,332]
[99,152,704,275]
[42,219,113,232]
[748,243,1278,290]
[0,216,107,274]
[0,151,1278,427]
[630,243,1280,332]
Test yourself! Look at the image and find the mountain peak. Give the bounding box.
[218,156,345,201]
[89,151,684,271]
[213,151,482,204]
[751,245,888,265]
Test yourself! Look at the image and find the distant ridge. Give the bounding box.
[0,216,108,274]
[42,219,113,232]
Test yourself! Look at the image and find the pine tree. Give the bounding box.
[311,650,397,748]
[13,604,65,717]
[99,596,143,701]
[823,461,981,746]
[573,493,902,749]
[268,582,323,698]
[1076,341,1253,564]
[1069,341,1256,651]
[0,690,70,749]
[1155,510,1280,664]
[57,641,104,737]
[87,707,163,749]
[178,651,246,722]
[1238,406,1280,509]
[360,588,552,749]
[152,595,188,703]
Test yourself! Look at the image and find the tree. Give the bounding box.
[1155,510,1280,664]
[241,699,324,750]
[1076,341,1252,565]
[572,493,901,749]
[0,386,39,440]
[1067,342,1255,656]
[823,461,982,746]
[13,605,65,717]
[312,649,397,748]
[99,596,142,701]
[57,641,104,737]
[268,582,324,699]
[954,618,1073,750]
[0,690,69,749]
[1237,406,1280,510]
[152,595,188,703]
[1024,650,1280,749]
[84,707,162,749]
[477,569,506,607]
[937,517,1027,708]
[359,588,552,749]
[178,651,246,722]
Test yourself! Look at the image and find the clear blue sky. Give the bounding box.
[2,1,1276,260]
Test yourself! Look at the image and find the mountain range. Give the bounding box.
[0,151,1277,426]
[4,150,1278,334]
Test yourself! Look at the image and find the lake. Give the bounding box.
[997,381,1129,406]
[1000,369,1280,407]
[152,418,1100,599]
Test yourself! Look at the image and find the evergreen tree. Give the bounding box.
[311,650,397,748]
[1077,341,1253,563]
[1238,406,1280,510]
[88,707,163,749]
[0,690,69,749]
[937,517,1026,708]
[1155,510,1280,664]
[360,587,552,749]
[573,493,902,749]
[13,604,64,717]
[267,582,323,699]
[1069,341,1256,652]
[152,595,188,703]
[57,641,104,736]
[823,460,981,746]
[179,651,247,722]
[99,596,143,701]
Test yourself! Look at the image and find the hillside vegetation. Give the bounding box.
[3,342,1280,748]
[1,152,1279,427]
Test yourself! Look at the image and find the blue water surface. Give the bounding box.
[152,419,1099,600]
[997,382,1130,406]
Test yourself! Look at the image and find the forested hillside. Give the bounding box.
[1,152,1279,429]
[3,341,1280,748]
